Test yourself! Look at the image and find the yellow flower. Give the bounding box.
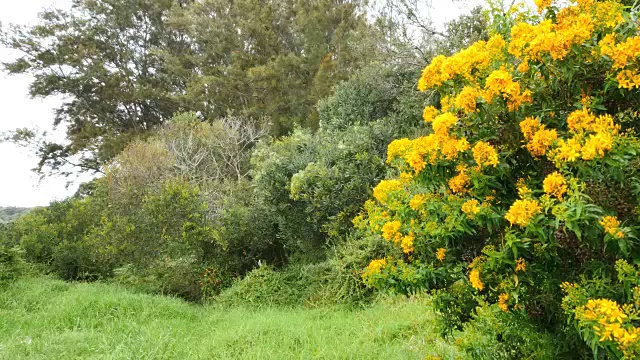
[422,106,439,123]
[404,148,427,174]
[600,216,624,238]
[454,86,481,113]
[505,199,542,227]
[527,127,558,157]
[551,136,582,164]
[373,179,403,204]
[409,194,426,211]
[440,95,455,111]
[520,117,541,141]
[431,112,458,136]
[399,172,413,183]
[448,166,470,193]
[436,248,446,261]
[381,221,401,241]
[509,10,593,62]
[577,298,635,349]
[366,258,386,272]
[516,258,527,272]
[461,199,480,217]
[498,293,509,312]
[472,141,500,167]
[363,258,387,280]
[567,108,594,133]
[518,59,530,73]
[534,0,552,13]
[469,269,484,291]
[417,37,503,92]
[516,178,532,198]
[581,132,613,160]
[543,172,567,200]
[386,138,412,163]
[440,136,470,161]
[607,36,640,70]
[401,232,415,254]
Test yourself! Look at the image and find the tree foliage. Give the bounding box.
[1,0,188,175]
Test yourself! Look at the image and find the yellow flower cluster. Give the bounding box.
[588,1,624,30]
[498,293,509,312]
[381,220,401,242]
[519,117,541,141]
[516,178,532,198]
[409,194,426,211]
[363,258,387,279]
[516,258,527,272]
[454,86,481,113]
[386,114,470,174]
[469,269,484,291]
[386,138,412,163]
[461,199,480,218]
[472,141,499,168]
[373,179,403,204]
[505,199,542,227]
[567,109,618,135]
[543,172,567,200]
[422,106,438,123]
[519,117,558,157]
[432,113,458,136]
[528,128,559,157]
[599,34,640,89]
[577,299,640,353]
[534,0,552,13]
[600,216,624,239]
[483,68,532,111]
[509,5,594,62]
[436,248,446,261]
[616,70,640,90]
[380,219,415,253]
[544,109,619,164]
[418,35,506,91]
[400,232,415,254]
[448,165,470,194]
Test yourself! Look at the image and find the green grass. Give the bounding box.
[0,276,461,359]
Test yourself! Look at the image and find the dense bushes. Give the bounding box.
[1,5,493,307]
[0,245,26,285]
[13,2,636,355]
[251,64,424,260]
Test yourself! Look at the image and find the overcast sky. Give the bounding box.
[0,0,487,208]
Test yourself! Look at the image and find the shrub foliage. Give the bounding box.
[356,0,640,357]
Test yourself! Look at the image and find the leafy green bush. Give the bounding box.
[0,246,26,285]
[216,254,378,308]
[432,279,478,334]
[251,64,424,261]
[450,304,568,359]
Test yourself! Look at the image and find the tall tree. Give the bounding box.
[1,0,188,175]
[165,0,372,134]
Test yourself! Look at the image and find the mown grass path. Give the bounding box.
[0,277,459,359]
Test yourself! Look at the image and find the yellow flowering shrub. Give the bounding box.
[562,261,640,358]
[357,1,640,355]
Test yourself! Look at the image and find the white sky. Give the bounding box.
[0,0,485,208]
[0,0,82,208]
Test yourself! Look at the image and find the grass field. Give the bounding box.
[0,276,461,359]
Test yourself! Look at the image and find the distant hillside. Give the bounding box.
[0,207,31,223]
